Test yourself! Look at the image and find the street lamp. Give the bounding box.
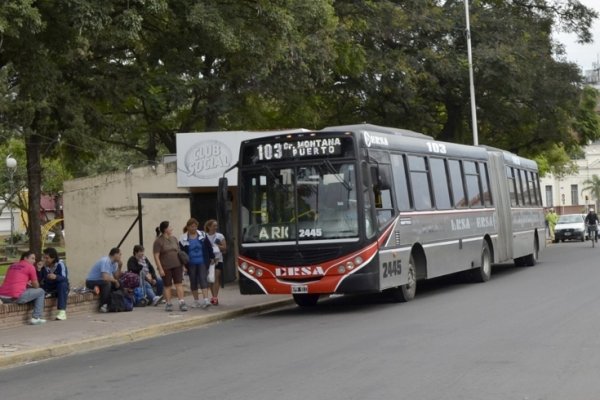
[5,155,17,257]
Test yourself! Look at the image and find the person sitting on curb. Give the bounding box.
[0,251,47,325]
[39,247,69,321]
[127,244,163,306]
[85,247,123,313]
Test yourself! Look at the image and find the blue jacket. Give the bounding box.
[38,259,69,288]
[179,231,215,266]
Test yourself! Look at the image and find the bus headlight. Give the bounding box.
[248,266,255,275]
[354,256,363,265]
[346,261,355,270]
[337,265,346,274]
[241,262,248,270]
[255,269,263,277]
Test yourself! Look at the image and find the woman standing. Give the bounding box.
[179,218,214,309]
[153,221,188,312]
[205,219,226,305]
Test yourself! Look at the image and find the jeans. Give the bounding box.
[188,264,209,290]
[16,288,45,319]
[42,280,69,310]
[141,280,157,300]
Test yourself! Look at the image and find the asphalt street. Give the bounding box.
[2,241,600,400]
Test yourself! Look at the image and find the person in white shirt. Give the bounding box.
[205,219,227,305]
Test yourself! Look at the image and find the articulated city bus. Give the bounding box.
[224,124,544,306]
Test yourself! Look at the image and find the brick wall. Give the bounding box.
[0,292,98,329]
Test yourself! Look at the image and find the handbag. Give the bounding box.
[208,263,216,283]
[178,250,189,266]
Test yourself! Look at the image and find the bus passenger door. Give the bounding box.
[488,153,512,262]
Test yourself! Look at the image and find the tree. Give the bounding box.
[0,1,168,253]
[83,0,338,160]
[582,175,600,210]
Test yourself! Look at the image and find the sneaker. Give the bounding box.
[30,317,47,325]
[152,295,163,307]
[165,303,173,312]
[179,301,188,312]
[56,310,67,321]
[99,304,108,313]
[201,298,211,309]
[210,297,219,306]
[191,299,202,308]
[45,293,53,298]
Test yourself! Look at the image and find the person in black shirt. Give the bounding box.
[585,207,599,242]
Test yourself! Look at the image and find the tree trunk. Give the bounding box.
[26,132,43,257]
[438,99,463,143]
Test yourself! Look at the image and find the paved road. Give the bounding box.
[1,242,600,399]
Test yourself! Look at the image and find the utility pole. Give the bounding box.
[464,0,479,146]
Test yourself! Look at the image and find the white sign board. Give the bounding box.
[176,130,308,188]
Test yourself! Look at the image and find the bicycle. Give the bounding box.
[587,224,598,248]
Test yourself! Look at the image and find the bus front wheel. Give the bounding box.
[293,294,320,307]
[389,255,417,302]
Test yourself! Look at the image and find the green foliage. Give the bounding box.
[582,175,600,206]
[533,143,578,178]
[0,0,599,225]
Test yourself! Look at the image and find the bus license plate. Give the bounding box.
[291,285,308,294]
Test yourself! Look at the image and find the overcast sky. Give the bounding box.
[555,0,600,71]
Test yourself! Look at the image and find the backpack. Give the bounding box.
[120,271,140,290]
[133,286,147,307]
[108,289,133,312]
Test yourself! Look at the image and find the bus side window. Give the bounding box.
[507,166,518,206]
[408,155,433,210]
[464,160,482,207]
[430,157,451,209]
[479,162,493,206]
[521,169,532,205]
[448,159,467,208]
[533,172,542,206]
[391,154,411,211]
[515,168,525,206]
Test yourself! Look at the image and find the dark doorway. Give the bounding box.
[190,193,217,226]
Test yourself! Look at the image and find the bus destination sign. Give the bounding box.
[253,138,343,162]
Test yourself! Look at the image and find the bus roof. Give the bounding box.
[481,145,538,170]
[320,124,433,140]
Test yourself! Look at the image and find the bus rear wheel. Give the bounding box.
[293,294,320,307]
[389,255,417,302]
[471,241,492,283]
[515,238,538,267]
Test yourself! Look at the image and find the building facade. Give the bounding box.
[540,142,600,214]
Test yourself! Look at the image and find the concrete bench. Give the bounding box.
[0,292,98,329]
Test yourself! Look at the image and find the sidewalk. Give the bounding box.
[0,285,294,369]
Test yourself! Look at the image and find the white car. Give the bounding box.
[554,214,587,243]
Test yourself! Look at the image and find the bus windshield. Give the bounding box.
[240,162,358,243]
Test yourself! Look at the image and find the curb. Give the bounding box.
[0,297,295,370]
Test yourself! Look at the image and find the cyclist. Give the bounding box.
[585,207,599,242]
